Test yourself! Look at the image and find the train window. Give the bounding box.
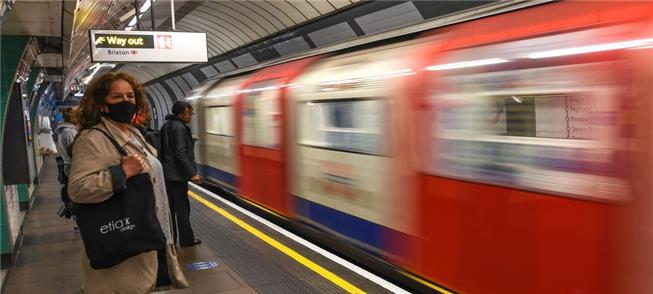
[298,99,384,155]
[477,94,593,140]
[242,79,280,149]
[430,62,628,200]
[205,106,233,136]
[329,102,354,128]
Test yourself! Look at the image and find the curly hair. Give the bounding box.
[61,107,78,124]
[77,72,147,130]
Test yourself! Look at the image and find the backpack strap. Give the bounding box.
[90,128,128,156]
[67,132,80,158]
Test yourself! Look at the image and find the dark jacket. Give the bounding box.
[136,125,161,154]
[160,116,196,182]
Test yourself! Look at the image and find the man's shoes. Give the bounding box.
[180,239,202,247]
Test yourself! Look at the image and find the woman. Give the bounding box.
[55,107,78,179]
[68,72,187,293]
[54,107,79,223]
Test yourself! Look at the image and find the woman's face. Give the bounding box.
[101,79,135,112]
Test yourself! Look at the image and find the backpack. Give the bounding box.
[57,153,73,218]
[55,155,67,184]
[142,128,162,156]
[59,132,82,219]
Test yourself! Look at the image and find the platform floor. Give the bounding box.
[1,155,397,294]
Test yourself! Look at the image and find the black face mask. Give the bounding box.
[102,101,136,124]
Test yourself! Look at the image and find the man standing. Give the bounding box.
[160,101,201,247]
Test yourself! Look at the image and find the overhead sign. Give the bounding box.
[89,30,208,63]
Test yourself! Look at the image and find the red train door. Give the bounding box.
[235,58,317,215]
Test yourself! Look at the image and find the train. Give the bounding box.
[175,2,653,293]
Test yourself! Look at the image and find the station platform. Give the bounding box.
[1,156,402,294]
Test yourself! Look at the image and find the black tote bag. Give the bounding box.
[74,128,165,269]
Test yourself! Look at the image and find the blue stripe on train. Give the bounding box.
[198,164,236,187]
[293,196,405,250]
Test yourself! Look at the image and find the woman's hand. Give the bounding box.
[122,154,145,178]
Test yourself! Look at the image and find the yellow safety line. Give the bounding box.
[401,271,454,294]
[189,191,366,294]
[239,195,286,219]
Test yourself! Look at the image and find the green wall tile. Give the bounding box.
[1,36,29,255]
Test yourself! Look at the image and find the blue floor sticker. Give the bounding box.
[187,261,219,271]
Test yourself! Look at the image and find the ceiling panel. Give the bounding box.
[232,53,257,69]
[355,2,424,35]
[272,0,307,24]
[288,1,321,20]
[330,0,354,10]
[177,20,230,52]
[215,60,236,73]
[253,1,295,27]
[200,3,262,40]
[308,22,357,48]
[231,1,284,31]
[200,64,218,78]
[273,36,311,56]
[209,2,272,36]
[311,1,337,14]
[189,9,254,44]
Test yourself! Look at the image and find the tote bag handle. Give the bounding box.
[90,127,128,156]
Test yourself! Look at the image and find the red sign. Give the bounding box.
[157,35,172,49]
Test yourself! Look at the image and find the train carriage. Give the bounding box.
[196,77,248,190]
[287,41,426,263]
[234,58,317,216]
